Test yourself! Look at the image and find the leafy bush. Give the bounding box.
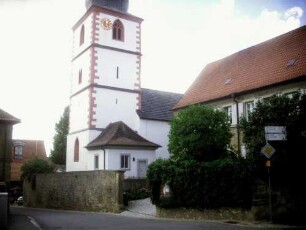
[21,157,54,189]
[168,105,232,161]
[147,157,254,209]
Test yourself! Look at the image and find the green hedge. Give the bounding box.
[147,157,254,209]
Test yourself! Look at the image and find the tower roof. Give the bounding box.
[86,0,129,13]
[86,121,160,150]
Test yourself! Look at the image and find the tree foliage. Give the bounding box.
[147,104,253,210]
[21,157,54,189]
[50,106,69,165]
[147,158,254,209]
[240,93,306,182]
[168,105,232,161]
[240,93,306,224]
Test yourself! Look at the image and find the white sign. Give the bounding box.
[261,143,276,158]
[265,133,287,141]
[265,126,286,134]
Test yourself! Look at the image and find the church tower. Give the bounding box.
[66,0,143,171]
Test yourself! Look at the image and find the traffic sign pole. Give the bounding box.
[266,160,272,222]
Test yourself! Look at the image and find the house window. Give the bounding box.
[112,19,124,41]
[223,106,232,124]
[74,138,79,162]
[80,25,85,46]
[13,141,25,159]
[94,155,99,170]
[78,69,82,84]
[120,154,130,170]
[244,101,254,121]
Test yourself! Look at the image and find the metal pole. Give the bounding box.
[267,166,272,222]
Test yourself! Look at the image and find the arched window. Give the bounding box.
[112,19,124,41]
[74,138,79,162]
[80,25,85,46]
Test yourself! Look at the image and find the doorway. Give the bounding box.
[137,160,148,178]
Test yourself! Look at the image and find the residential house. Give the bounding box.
[0,108,20,182]
[10,139,47,186]
[174,25,306,156]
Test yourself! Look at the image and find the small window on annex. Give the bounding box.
[74,138,79,162]
[94,155,99,170]
[223,106,232,124]
[80,25,85,46]
[120,154,130,170]
[112,19,124,41]
[244,101,254,121]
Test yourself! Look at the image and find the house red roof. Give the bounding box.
[174,25,306,110]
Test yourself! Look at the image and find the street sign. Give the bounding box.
[265,133,287,141]
[261,143,276,158]
[265,126,287,141]
[265,126,286,134]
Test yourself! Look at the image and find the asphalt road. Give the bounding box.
[8,206,262,230]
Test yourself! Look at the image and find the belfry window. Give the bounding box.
[112,20,124,41]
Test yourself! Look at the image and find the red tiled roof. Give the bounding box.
[174,25,306,110]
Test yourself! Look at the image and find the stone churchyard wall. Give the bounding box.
[23,170,124,213]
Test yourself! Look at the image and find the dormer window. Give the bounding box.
[13,140,25,159]
[112,19,124,41]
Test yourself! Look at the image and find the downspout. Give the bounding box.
[231,93,241,157]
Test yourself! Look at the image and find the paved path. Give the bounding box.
[121,198,156,218]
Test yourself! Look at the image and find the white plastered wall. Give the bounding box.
[106,149,156,178]
[66,129,101,172]
[93,88,139,130]
[69,90,90,133]
[72,14,93,57]
[139,119,171,159]
[95,49,139,90]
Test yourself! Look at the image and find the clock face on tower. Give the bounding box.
[101,18,113,30]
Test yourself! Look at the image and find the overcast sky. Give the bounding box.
[0,0,305,154]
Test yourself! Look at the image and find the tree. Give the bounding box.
[240,93,306,177]
[168,105,232,161]
[50,106,69,165]
[240,93,306,224]
[21,157,54,189]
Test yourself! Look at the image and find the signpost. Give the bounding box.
[265,126,287,141]
[262,126,286,222]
